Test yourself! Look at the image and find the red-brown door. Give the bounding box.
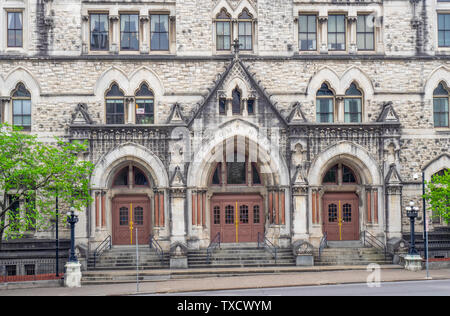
[112,196,151,245]
[211,194,264,243]
[322,193,359,241]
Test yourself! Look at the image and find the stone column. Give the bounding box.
[140,15,150,54]
[292,186,309,241]
[0,97,10,123]
[226,98,233,117]
[347,16,358,54]
[335,96,344,122]
[81,15,89,54]
[169,187,187,244]
[386,184,403,240]
[318,16,328,54]
[109,15,119,54]
[125,97,135,124]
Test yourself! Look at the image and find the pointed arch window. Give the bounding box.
[316,83,334,123]
[105,83,125,124]
[344,83,363,123]
[433,82,449,128]
[135,83,154,124]
[12,83,31,130]
[238,9,253,51]
[232,88,241,114]
[216,9,232,51]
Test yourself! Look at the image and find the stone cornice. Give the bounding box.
[2,54,450,62]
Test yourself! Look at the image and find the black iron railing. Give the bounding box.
[319,232,328,260]
[257,232,278,264]
[206,232,221,264]
[361,230,389,260]
[0,259,65,283]
[149,234,165,264]
[93,235,111,268]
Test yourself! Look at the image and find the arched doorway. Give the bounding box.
[110,165,152,245]
[207,139,266,243]
[321,164,360,241]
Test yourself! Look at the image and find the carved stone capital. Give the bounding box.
[318,16,328,24]
[140,15,149,23]
[109,15,119,22]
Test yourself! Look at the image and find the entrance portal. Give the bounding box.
[210,194,264,243]
[112,196,151,245]
[322,193,359,241]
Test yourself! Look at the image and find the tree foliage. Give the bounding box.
[424,169,450,223]
[0,124,94,244]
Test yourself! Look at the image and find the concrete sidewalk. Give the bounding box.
[1,266,450,296]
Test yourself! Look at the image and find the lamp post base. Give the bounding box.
[64,261,82,288]
[404,254,423,272]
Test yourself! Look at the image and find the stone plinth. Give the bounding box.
[64,261,82,288]
[404,255,423,271]
[296,254,314,266]
[170,256,188,269]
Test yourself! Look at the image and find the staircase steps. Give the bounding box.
[187,244,295,268]
[314,247,393,266]
[87,246,169,270]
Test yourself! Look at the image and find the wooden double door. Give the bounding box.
[322,193,359,241]
[210,194,264,243]
[112,195,151,245]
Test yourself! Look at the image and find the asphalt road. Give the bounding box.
[148,279,450,296]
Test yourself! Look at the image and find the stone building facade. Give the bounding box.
[0,0,449,256]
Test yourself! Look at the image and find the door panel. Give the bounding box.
[322,193,359,241]
[113,196,151,245]
[210,195,264,243]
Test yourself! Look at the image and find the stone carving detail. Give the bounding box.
[169,242,188,257]
[292,240,314,256]
[71,103,93,125]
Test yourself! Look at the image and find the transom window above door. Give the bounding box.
[113,165,150,187]
[323,164,357,185]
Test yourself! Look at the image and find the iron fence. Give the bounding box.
[0,258,65,283]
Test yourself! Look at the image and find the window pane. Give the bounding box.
[299,15,307,31]
[357,16,365,33]
[13,100,22,115]
[22,100,31,115]
[336,16,345,32]
[365,34,374,50]
[308,15,316,31]
[328,16,336,32]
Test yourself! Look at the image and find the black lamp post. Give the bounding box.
[406,201,420,256]
[67,207,79,262]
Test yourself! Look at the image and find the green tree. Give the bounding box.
[0,124,94,249]
[424,169,450,223]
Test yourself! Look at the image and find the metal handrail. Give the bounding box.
[257,232,278,264]
[361,230,389,259]
[319,232,328,260]
[93,235,111,268]
[149,234,165,264]
[206,232,221,264]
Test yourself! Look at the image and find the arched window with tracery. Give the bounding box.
[238,9,253,51]
[105,83,125,124]
[316,82,334,123]
[135,83,154,124]
[113,165,150,188]
[344,83,363,123]
[12,83,31,131]
[433,82,449,128]
[216,8,232,51]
